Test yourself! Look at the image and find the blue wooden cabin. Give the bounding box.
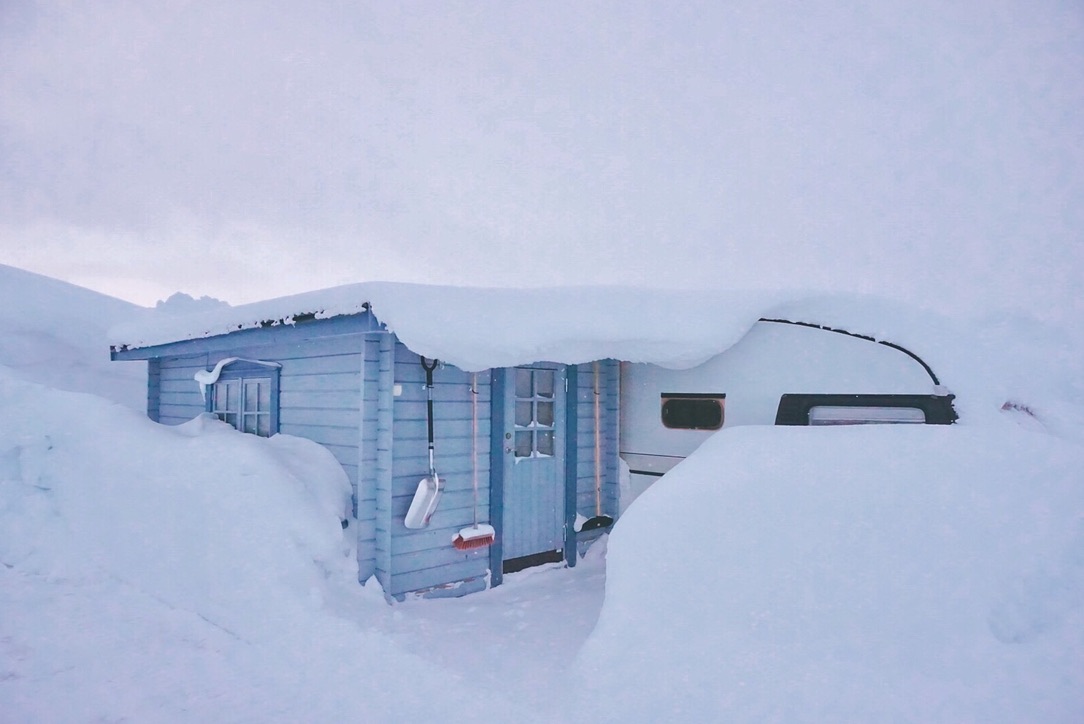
[111,304,620,600]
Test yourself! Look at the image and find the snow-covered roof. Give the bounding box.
[108,282,943,373]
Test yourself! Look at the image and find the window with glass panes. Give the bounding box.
[513,367,556,458]
[212,375,274,437]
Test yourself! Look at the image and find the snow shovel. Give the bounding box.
[404,357,444,529]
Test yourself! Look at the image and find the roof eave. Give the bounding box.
[110,308,383,360]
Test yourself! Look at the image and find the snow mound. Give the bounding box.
[575,424,1084,721]
[0,264,147,408]
[0,370,532,721]
[0,371,353,636]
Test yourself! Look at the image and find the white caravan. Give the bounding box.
[618,318,956,510]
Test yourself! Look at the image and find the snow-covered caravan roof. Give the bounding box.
[108,282,946,375]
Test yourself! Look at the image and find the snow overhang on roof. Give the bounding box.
[108,282,944,374]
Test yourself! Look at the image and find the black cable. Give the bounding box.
[758,317,943,388]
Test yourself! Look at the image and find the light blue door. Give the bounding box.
[502,366,566,561]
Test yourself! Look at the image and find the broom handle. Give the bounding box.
[471,373,479,528]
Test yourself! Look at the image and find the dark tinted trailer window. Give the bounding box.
[661,394,725,430]
[774,393,958,426]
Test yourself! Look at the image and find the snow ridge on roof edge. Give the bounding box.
[109,282,939,372]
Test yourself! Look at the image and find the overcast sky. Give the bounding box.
[1,1,1082,323]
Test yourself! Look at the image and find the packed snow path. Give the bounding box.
[370,554,608,712]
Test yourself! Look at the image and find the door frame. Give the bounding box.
[489,364,579,586]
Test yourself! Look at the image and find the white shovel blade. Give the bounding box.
[404,475,441,529]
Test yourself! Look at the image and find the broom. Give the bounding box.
[579,361,614,532]
[453,373,495,550]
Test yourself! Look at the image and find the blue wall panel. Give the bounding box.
[389,558,490,597]
[573,360,619,522]
[153,331,371,579]
[374,333,395,592]
[146,358,161,423]
[604,359,620,516]
[355,334,381,583]
[209,339,365,504]
[138,315,617,602]
[157,354,210,426]
[387,345,492,597]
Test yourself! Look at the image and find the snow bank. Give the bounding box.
[575,424,1084,721]
[0,370,353,637]
[0,264,147,408]
[0,370,535,721]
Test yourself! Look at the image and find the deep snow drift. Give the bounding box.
[577,424,1084,721]
[0,370,540,721]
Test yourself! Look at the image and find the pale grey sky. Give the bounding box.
[1,1,1082,323]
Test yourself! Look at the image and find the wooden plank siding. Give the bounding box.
[574,360,620,521]
[146,358,161,422]
[130,310,619,601]
[202,339,365,504]
[386,344,492,598]
[153,334,371,555]
[373,332,395,592]
[603,358,620,516]
[156,353,210,426]
[355,334,381,584]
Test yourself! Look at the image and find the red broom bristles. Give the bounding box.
[452,531,495,550]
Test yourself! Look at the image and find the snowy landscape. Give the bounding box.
[2,0,1083,721]
[1,262,1082,721]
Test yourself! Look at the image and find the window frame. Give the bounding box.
[660,393,726,431]
[513,367,557,459]
[206,359,281,437]
[774,393,957,426]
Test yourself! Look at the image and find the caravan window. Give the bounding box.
[808,406,925,425]
[661,394,725,430]
[774,394,957,426]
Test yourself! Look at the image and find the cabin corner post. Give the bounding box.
[374,331,396,599]
[488,367,507,587]
[563,364,579,568]
[605,359,620,518]
[146,358,161,422]
[355,333,377,583]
